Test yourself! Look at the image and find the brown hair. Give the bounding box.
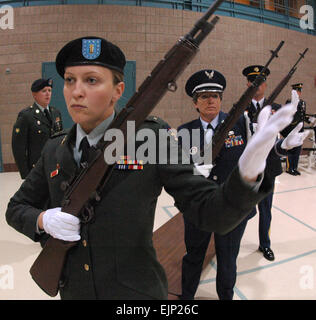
[112,70,124,85]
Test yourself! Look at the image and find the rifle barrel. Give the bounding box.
[265,48,309,106]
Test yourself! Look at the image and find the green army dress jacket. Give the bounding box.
[6,117,272,300]
[12,103,63,179]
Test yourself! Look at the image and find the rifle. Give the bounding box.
[211,41,284,161]
[264,48,308,106]
[29,0,225,297]
[265,48,308,137]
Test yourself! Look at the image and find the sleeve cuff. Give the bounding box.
[241,173,264,193]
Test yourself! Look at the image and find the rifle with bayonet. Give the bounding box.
[29,0,225,297]
[211,41,284,161]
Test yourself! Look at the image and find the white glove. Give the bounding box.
[239,101,297,181]
[194,163,214,178]
[43,207,81,241]
[281,122,310,150]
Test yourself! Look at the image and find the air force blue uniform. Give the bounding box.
[179,112,255,300]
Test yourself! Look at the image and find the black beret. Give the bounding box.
[31,78,53,92]
[242,65,270,83]
[185,69,226,97]
[55,36,126,77]
[291,83,303,91]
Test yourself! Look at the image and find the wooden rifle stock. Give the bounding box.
[29,0,225,297]
[211,41,284,161]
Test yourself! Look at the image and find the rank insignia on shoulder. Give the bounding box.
[115,155,143,170]
[225,134,244,148]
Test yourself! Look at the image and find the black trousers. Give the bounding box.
[257,178,275,248]
[181,217,248,300]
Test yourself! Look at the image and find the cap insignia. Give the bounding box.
[205,70,214,79]
[82,39,101,60]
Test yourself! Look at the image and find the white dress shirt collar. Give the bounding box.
[74,112,115,166]
[200,114,219,130]
[252,97,265,109]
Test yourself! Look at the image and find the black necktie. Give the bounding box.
[44,108,52,125]
[79,137,91,164]
[256,102,261,111]
[207,123,215,131]
[205,123,215,144]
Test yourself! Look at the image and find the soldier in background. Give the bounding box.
[178,69,256,300]
[242,65,282,261]
[12,79,63,179]
[282,83,309,175]
[178,69,307,300]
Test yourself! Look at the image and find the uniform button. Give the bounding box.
[38,130,41,134]
[82,240,87,247]
[60,181,69,191]
[84,264,89,271]
[213,175,218,180]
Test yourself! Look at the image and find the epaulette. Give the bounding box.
[145,115,161,123]
[50,129,69,139]
[17,106,32,116]
[145,115,170,128]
